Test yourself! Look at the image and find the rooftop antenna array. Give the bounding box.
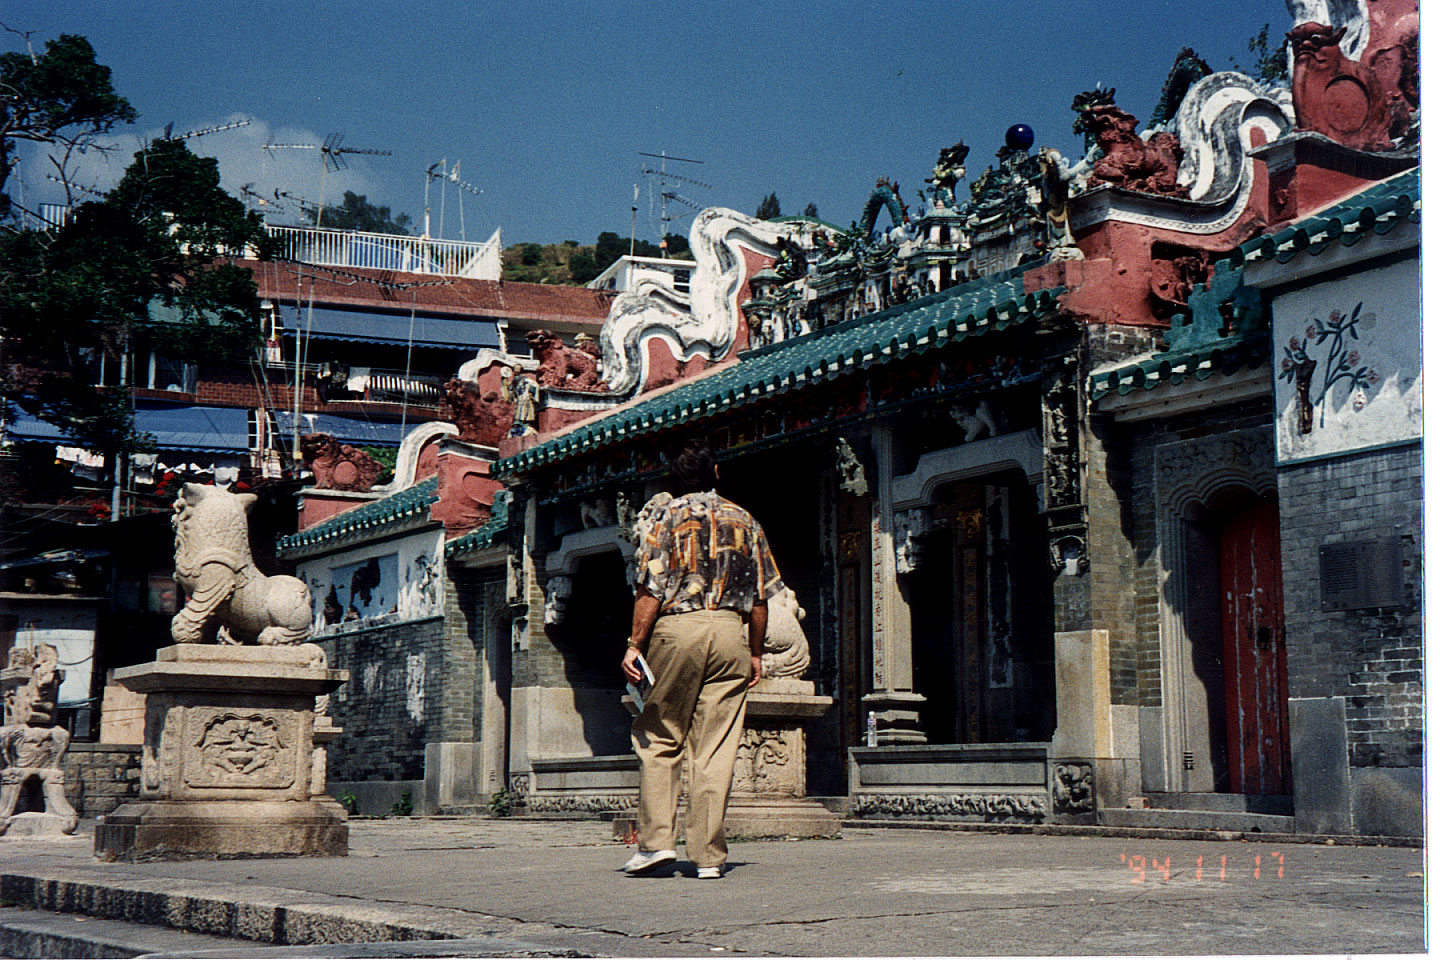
[158,118,252,142]
[423,159,483,240]
[262,132,392,227]
[639,150,708,258]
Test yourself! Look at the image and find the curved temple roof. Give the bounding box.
[496,268,1063,477]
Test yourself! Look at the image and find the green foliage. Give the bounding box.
[1,136,269,454]
[320,191,412,234]
[338,789,359,815]
[802,202,819,218]
[359,445,396,484]
[487,788,512,817]
[1231,24,1288,82]
[0,33,136,211]
[387,790,413,817]
[519,242,543,265]
[756,192,781,220]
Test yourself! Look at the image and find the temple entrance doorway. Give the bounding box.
[910,472,1054,744]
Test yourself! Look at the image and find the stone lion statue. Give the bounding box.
[526,329,603,392]
[762,586,810,680]
[171,483,313,645]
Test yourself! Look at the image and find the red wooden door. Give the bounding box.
[1219,499,1291,795]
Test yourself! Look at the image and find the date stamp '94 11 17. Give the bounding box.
[1123,852,1285,883]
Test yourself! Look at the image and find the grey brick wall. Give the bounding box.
[61,743,142,817]
[1278,442,1422,768]
[320,616,449,782]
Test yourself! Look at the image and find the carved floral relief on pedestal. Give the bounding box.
[184,710,296,790]
[731,727,802,797]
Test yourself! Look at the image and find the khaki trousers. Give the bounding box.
[631,609,749,868]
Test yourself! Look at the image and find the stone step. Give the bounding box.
[0,906,243,959]
[1143,792,1293,815]
[1100,807,1295,833]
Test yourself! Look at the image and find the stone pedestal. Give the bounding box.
[94,644,349,861]
[725,680,840,837]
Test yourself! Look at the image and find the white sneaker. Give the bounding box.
[696,865,723,879]
[623,848,676,875]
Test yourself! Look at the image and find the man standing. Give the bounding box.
[620,436,783,879]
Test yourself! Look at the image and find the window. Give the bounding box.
[149,353,196,393]
[674,269,691,293]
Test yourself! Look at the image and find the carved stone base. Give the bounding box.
[861,692,928,745]
[94,799,348,861]
[99,644,349,861]
[4,811,76,838]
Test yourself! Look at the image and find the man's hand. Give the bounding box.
[748,654,763,689]
[622,645,645,684]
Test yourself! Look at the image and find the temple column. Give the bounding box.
[861,423,926,743]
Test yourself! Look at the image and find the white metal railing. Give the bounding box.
[264,224,502,280]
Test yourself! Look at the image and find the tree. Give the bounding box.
[567,251,600,284]
[802,202,819,218]
[1232,24,1288,83]
[755,192,781,220]
[1,137,270,457]
[319,190,412,234]
[0,31,136,215]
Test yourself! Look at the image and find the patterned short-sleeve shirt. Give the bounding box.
[634,490,783,614]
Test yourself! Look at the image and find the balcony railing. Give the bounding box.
[316,367,445,406]
[264,224,501,280]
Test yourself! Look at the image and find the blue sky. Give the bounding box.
[8,1,1286,247]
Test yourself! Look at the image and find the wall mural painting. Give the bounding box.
[1272,261,1420,464]
[320,554,399,630]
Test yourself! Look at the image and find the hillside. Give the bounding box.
[501,231,692,285]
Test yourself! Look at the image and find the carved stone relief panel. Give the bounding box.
[1051,761,1096,814]
[1041,364,1080,512]
[182,708,298,791]
[730,727,804,797]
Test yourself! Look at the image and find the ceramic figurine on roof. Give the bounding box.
[445,377,515,446]
[1077,103,1187,196]
[299,433,384,492]
[1287,0,1417,150]
[527,329,603,392]
[170,483,313,645]
[926,141,970,210]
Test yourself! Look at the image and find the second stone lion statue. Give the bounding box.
[171,483,313,645]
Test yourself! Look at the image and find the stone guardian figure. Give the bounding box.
[0,644,79,835]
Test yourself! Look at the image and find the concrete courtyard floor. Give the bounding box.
[0,817,1426,956]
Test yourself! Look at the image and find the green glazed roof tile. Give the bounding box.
[1233,167,1418,267]
[445,491,510,558]
[276,475,439,556]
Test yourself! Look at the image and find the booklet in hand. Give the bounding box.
[626,650,656,711]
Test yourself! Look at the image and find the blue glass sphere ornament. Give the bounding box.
[1005,123,1035,151]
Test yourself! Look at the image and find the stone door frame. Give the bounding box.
[1153,427,1276,793]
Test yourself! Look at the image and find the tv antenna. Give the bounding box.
[44,173,106,200]
[639,150,708,258]
[239,182,281,215]
[262,132,391,226]
[159,118,252,142]
[273,188,322,222]
[424,159,482,240]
